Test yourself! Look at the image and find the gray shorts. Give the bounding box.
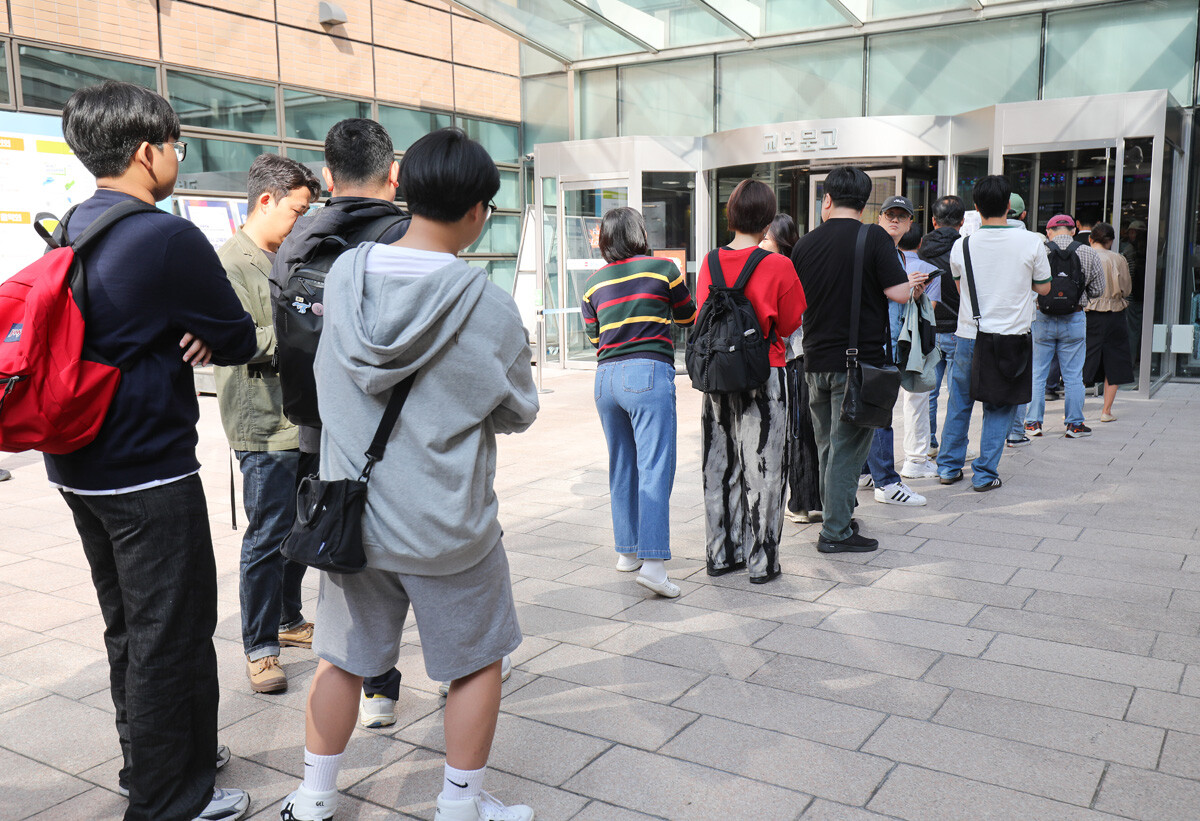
[313,539,522,682]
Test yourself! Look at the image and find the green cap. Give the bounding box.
[1008,193,1025,218]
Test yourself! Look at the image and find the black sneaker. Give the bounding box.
[1006,436,1031,448]
[817,532,880,553]
[973,478,1002,492]
[938,471,964,485]
[1066,423,1092,438]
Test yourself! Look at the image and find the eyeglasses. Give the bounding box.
[158,141,187,162]
[485,201,498,222]
[882,210,911,222]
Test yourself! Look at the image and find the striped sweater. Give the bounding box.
[581,255,697,364]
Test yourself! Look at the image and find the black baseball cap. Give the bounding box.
[880,196,915,217]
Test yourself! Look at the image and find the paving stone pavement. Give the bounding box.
[1,368,1198,820]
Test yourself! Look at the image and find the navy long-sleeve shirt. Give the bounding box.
[44,189,256,490]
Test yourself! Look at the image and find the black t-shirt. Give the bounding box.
[790,218,909,372]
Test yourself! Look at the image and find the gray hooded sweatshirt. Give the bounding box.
[314,242,538,576]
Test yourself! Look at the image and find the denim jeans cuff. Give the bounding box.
[636,549,672,561]
[246,645,280,662]
[279,617,307,632]
[615,547,638,554]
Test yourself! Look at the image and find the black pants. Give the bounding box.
[62,475,218,821]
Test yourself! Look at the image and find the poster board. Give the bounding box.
[653,249,687,277]
[177,197,243,251]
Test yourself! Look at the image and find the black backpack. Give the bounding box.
[686,247,773,394]
[273,214,408,427]
[1038,240,1086,315]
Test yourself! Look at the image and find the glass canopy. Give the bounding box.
[449,0,1083,67]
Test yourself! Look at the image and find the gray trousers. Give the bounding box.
[702,368,788,581]
[806,371,875,542]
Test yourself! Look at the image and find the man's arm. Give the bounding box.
[166,227,256,366]
[1032,242,1053,296]
[491,335,539,435]
[221,260,275,364]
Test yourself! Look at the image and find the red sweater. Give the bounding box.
[695,247,806,367]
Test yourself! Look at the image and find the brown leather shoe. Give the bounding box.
[278,622,314,649]
[247,655,286,693]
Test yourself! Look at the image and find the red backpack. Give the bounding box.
[0,200,158,454]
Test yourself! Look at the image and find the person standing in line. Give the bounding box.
[580,206,696,598]
[763,215,822,525]
[791,167,917,554]
[698,180,805,582]
[1084,222,1135,421]
[214,154,321,695]
[919,195,964,457]
[280,128,538,821]
[897,224,942,479]
[52,81,256,821]
[937,175,1052,491]
[1021,214,1104,439]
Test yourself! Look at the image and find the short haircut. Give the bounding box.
[1090,222,1115,245]
[767,214,799,258]
[1075,207,1100,227]
[62,81,180,179]
[598,207,650,263]
[324,118,394,187]
[932,195,965,229]
[726,179,776,234]
[898,223,924,251]
[398,128,499,222]
[824,166,872,211]
[973,175,1012,219]
[246,154,320,214]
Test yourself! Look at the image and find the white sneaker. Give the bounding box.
[614,554,642,572]
[636,574,681,598]
[899,460,938,480]
[435,790,533,821]
[785,509,821,524]
[358,693,396,728]
[280,785,337,820]
[439,655,513,697]
[874,481,927,506]
[196,788,249,820]
[857,474,874,489]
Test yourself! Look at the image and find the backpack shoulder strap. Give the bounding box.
[731,247,770,291]
[846,224,870,357]
[962,235,982,329]
[67,200,160,252]
[358,213,408,244]
[33,205,79,250]
[706,248,726,289]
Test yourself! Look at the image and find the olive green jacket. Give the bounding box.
[214,228,299,451]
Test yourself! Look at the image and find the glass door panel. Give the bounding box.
[560,182,630,366]
[642,171,695,367]
[809,169,901,230]
[1119,138,1153,376]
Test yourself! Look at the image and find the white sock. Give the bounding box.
[302,749,342,793]
[441,764,486,801]
[639,559,667,584]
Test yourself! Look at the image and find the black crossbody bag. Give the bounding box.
[962,236,1033,406]
[840,224,902,429]
[281,373,416,574]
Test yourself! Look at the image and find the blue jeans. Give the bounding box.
[62,475,219,820]
[936,336,1020,488]
[1010,403,1029,439]
[929,332,958,442]
[237,449,315,660]
[866,426,900,487]
[594,358,677,560]
[1025,312,1087,426]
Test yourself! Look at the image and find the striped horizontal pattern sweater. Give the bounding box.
[581,255,697,364]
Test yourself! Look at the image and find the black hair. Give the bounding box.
[599,207,651,263]
[824,166,872,211]
[931,195,965,229]
[1074,207,1100,228]
[973,175,1012,219]
[727,179,776,234]
[62,81,180,179]
[398,128,500,222]
[1090,222,1115,245]
[324,118,395,187]
[898,223,924,251]
[766,214,799,258]
[247,154,320,214]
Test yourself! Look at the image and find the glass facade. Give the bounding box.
[620,57,714,137]
[176,137,274,194]
[19,46,156,110]
[167,71,277,136]
[867,17,1041,116]
[283,89,371,141]
[521,74,569,154]
[719,40,863,130]
[378,105,452,154]
[579,69,618,140]
[0,44,9,106]
[1044,0,1198,105]
[459,116,521,164]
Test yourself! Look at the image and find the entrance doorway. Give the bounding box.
[809,168,901,230]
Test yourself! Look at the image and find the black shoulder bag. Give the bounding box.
[840,225,901,429]
[281,372,416,574]
[962,236,1033,406]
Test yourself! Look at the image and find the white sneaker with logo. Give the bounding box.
[435,790,533,821]
[280,786,337,821]
[874,481,927,506]
[899,460,938,480]
[358,693,396,728]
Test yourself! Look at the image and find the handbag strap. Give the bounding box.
[358,372,417,482]
[846,224,869,364]
[962,235,983,331]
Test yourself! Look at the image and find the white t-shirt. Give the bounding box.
[949,225,1051,340]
